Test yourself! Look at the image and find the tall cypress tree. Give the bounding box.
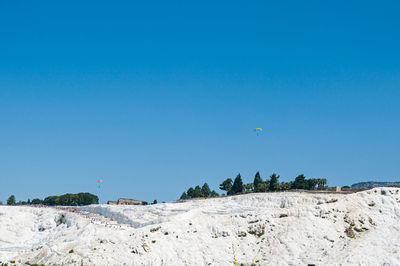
[253,172,263,192]
[269,173,280,191]
[232,174,244,195]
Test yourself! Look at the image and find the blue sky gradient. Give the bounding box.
[0,1,399,203]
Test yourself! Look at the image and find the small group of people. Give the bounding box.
[61,207,127,229]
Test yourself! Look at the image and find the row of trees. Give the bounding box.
[4,193,99,206]
[4,195,39,205]
[220,173,327,195]
[43,193,99,206]
[179,172,328,199]
[180,183,219,200]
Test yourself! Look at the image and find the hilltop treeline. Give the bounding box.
[43,193,99,206]
[179,183,220,200]
[5,192,99,206]
[180,172,327,200]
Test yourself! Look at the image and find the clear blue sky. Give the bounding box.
[0,1,399,203]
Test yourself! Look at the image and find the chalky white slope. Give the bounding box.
[1,188,400,265]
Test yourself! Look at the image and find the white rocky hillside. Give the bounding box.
[1,188,400,265]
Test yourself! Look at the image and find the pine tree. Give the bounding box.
[201,183,211,197]
[187,187,195,198]
[194,185,202,197]
[232,174,244,195]
[7,195,16,205]
[180,192,188,200]
[253,172,263,192]
[269,173,280,191]
[219,178,233,194]
[292,174,307,189]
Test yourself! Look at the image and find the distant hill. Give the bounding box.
[351,181,400,189]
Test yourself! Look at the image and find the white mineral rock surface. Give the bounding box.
[1,188,399,265]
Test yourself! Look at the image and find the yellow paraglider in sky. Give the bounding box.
[254,128,262,136]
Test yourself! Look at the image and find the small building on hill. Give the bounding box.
[327,186,341,192]
[107,198,148,205]
[117,198,148,205]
